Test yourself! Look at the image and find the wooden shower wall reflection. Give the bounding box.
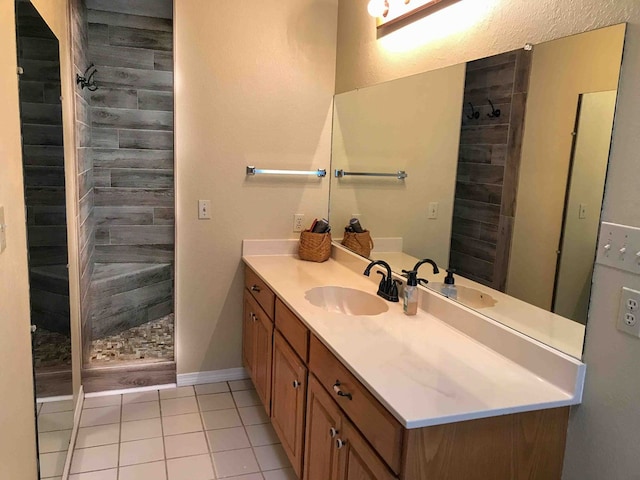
[450,49,532,291]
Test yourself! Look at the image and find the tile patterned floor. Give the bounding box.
[42,380,296,480]
[33,326,72,369]
[89,314,175,365]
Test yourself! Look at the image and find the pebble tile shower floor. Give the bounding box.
[89,314,175,365]
[37,380,296,479]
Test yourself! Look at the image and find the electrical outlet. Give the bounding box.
[198,200,211,220]
[618,287,640,337]
[428,202,439,219]
[293,214,305,232]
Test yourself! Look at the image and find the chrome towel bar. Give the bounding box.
[334,169,408,180]
[246,166,327,177]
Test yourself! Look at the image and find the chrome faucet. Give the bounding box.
[363,260,399,302]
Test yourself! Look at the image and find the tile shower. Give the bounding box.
[71,0,175,386]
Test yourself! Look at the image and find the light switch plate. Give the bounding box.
[0,206,6,253]
[596,222,640,274]
[428,202,439,219]
[198,200,211,220]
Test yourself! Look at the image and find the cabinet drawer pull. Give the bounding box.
[251,284,261,292]
[329,427,338,438]
[292,380,300,389]
[333,380,352,400]
[336,438,346,449]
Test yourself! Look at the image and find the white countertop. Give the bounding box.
[364,249,585,359]
[242,246,584,429]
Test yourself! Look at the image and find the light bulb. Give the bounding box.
[367,0,388,18]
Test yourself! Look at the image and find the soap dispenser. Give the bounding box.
[401,269,419,316]
[442,269,457,300]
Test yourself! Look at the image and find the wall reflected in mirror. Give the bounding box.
[329,23,626,358]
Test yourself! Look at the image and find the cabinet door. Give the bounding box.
[253,302,273,414]
[271,331,308,477]
[338,419,397,480]
[304,375,342,480]
[242,291,255,375]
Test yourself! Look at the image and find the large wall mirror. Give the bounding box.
[329,23,626,359]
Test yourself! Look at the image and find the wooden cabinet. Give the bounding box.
[304,374,395,480]
[242,290,273,414]
[242,265,570,480]
[271,331,308,477]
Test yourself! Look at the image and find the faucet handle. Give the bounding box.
[417,278,429,286]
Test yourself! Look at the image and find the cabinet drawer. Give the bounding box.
[309,335,403,474]
[245,266,275,320]
[275,298,309,363]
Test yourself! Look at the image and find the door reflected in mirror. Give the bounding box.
[329,23,626,358]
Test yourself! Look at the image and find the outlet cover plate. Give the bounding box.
[618,287,640,337]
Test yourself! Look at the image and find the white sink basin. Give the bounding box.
[305,286,389,316]
[430,283,497,309]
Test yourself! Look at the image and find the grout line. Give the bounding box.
[158,388,170,480]
[116,394,123,480]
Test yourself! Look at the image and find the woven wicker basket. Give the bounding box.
[298,231,332,262]
[341,231,374,258]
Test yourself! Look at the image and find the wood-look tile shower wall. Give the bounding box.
[450,50,531,291]
[87,0,174,264]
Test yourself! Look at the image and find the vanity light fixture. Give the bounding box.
[369,0,463,31]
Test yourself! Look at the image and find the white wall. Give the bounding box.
[335,0,640,478]
[174,0,338,374]
[0,1,39,477]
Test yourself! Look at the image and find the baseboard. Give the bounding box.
[177,367,249,387]
[61,385,84,480]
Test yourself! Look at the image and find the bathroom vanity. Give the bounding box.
[242,241,585,480]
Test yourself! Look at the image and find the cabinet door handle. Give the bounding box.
[251,284,261,293]
[333,380,352,400]
[250,312,257,322]
[292,380,300,389]
[336,438,346,449]
[329,427,338,438]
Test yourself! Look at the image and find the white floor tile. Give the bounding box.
[160,386,195,399]
[40,400,75,414]
[122,401,160,422]
[122,390,159,404]
[83,395,121,409]
[201,408,242,431]
[198,392,235,411]
[119,460,167,480]
[161,396,199,416]
[70,444,119,474]
[38,411,75,432]
[206,427,250,452]
[232,390,261,408]
[253,444,291,471]
[238,406,269,426]
[165,431,209,459]
[39,450,67,478]
[38,429,72,453]
[121,417,163,442]
[212,448,260,478]
[228,379,254,392]
[262,468,297,480]
[195,382,229,395]
[162,412,203,436]
[245,424,279,447]
[167,454,215,480]
[76,423,120,449]
[119,437,165,466]
[68,469,118,480]
[79,406,120,428]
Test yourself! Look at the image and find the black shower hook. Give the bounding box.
[487,98,501,118]
[466,102,479,120]
[76,63,98,91]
